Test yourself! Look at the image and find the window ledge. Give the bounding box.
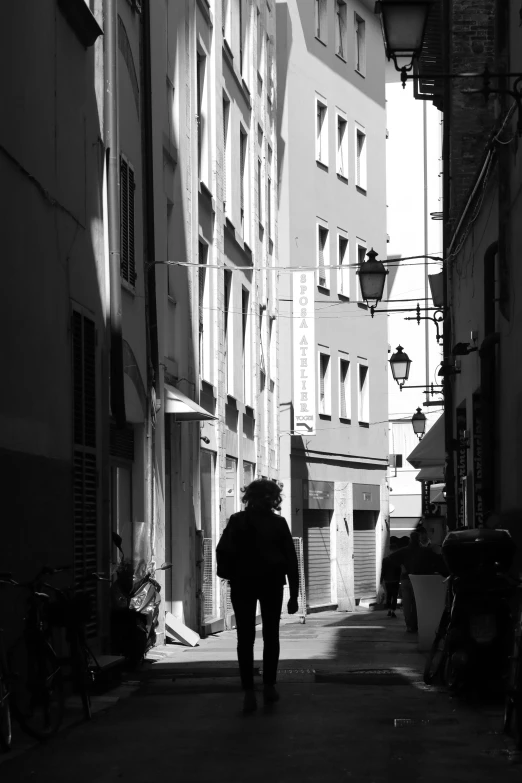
[355,68,366,79]
[337,173,348,184]
[338,293,350,301]
[358,421,370,428]
[201,380,216,398]
[339,417,351,424]
[336,52,347,63]
[222,44,252,109]
[121,278,136,296]
[317,284,330,292]
[319,413,332,420]
[316,160,329,172]
[356,185,367,196]
[315,35,327,47]
[58,0,103,48]
[357,301,368,310]
[198,181,216,212]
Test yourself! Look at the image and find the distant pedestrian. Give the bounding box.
[387,530,447,632]
[381,538,401,618]
[216,479,299,713]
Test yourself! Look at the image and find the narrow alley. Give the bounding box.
[0,609,518,783]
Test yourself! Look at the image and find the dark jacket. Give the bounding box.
[387,543,447,577]
[381,555,401,583]
[216,509,299,598]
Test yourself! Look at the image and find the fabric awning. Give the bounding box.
[415,465,445,483]
[164,384,217,421]
[407,413,445,469]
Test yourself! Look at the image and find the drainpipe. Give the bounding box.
[141,0,160,564]
[479,241,499,520]
[442,0,456,530]
[104,0,126,428]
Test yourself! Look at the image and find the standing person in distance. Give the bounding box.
[216,479,299,713]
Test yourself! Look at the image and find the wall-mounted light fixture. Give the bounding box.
[411,407,427,440]
[356,248,388,316]
[389,345,412,389]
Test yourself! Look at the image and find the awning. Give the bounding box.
[415,465,445,483]
[407,413,445,469]
[164,384,217,421]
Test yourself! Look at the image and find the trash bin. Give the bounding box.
[409,574,447,652]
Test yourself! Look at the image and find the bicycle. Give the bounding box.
[0,567,67,741]
[503,577,522,751]
[0,623,12,751]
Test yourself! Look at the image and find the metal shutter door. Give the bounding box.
[353,529,376,599]
[304,511,331,607]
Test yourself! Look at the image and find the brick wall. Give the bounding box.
[448,0,497,228]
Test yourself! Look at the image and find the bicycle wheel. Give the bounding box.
[0,677,12,752]
[11,638,64,739]
[72,637,93,721]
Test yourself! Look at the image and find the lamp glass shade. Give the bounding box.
[379,1,432,56]
[411,407,427,437]
[389,345,411,383]
[357,249,388,306]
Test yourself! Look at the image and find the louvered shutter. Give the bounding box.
[120,158,129,282]
[337,3,344,58]
[340,360,347,419]
[240,132,246,217]
[267,176,272,236]
[128,166,136,285]
[223,101,227,209]
[319,354,327,411]
[257,158,262,222]
[318,228,326,286]
[72,311,98,638]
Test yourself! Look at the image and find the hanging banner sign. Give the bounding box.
[293,271,316,436]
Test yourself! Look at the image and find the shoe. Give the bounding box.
[387,610,392,617]
[242,690,257,713]
[390,612,397,618]
[263,685,280,704]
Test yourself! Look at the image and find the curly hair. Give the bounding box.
[241,478,283,512]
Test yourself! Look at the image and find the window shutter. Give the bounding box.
[318,228,326,286]
[240,133,246,213]
[257,158,262,221]
[223,101,227,209]
[72,311,98,638]
[120,157,129,282]
[320,354,327,406]
[128,165,136,285]
[357,134,362,185]
[199,243,206,330]
[340,360,348,418]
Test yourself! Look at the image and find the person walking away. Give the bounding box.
[387,530,447,633]
[381,538,401,618]
[216,479,299,713]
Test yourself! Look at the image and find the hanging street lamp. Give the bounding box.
[411,407,427,439]
[389,345,412,390]
[356,248,388,317]
[375,0,433,72]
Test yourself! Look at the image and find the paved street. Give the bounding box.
[1,608,520,782]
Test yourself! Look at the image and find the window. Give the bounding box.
[315,0,327,43]
[223,96,230,212]
[224,271,233,394]
[358,364,369,424]
[269,317,276,381]
[196,51,208,183]
[316,97,328,166]
[240,128,247,233]
[257,8,263,75]
[356,243,367,300]
[120,155,136,286]
[356,127,367,190]
[317,224,329,289]
[267,144,273,237]
[198,242,211,383]
[319,352,331,415]
[257,157,263,224]
[243,461,255,489]
[338,234,349,297]
[355,14,366,75]
[222,0,230,40]
[336,112,348,179]
[225,456,238,518]
[339,357,351,419]
[335,1,347,59]
[242,287,251,403]
[259,306,266,376]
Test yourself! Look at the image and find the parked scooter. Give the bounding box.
[424,528,516,693]
[110,532,172,665]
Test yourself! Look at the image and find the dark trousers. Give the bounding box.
[230,582,284,690]
[385,580,400,611]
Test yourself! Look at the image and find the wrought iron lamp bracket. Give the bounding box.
[404,303,445,344]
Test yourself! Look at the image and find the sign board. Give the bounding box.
[293,271,316,435]
[422,480,433,516]
[303,480,335,510]
[456,408,467,528]
[352,483,381,511]
[472,393,483,528]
